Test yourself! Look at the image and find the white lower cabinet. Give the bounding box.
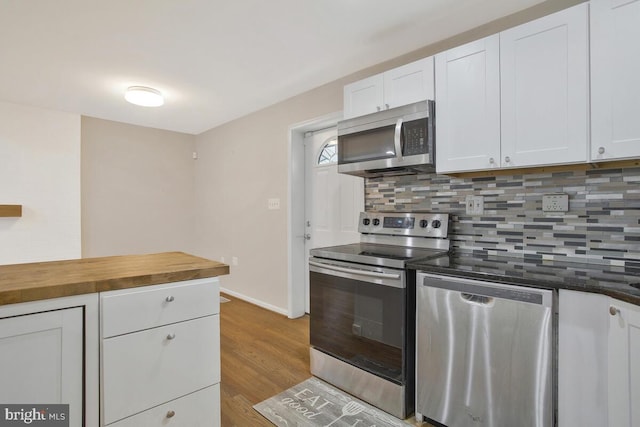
[608,297,640,427]
[110,385,220,427]
[559,290,640,427]
[558,290,609,427]
[0,294,98,427]
[100,278,221,427]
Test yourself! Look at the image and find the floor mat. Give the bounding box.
[254,377,413,427]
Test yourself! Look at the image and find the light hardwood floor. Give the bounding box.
[220,294,310,426]
[219,293,428,427]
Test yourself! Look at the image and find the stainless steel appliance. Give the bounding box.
[416,273,555,427]
[337,100,435,177]
[309,212,450,419]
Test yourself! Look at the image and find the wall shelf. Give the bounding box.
[0,205,22,217]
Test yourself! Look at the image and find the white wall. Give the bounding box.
[0,101,81,265]
[81,117,196,257]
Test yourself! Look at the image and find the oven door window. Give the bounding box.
[310,271,404,384]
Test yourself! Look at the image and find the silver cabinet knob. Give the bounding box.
[376,106,381,112]
[166,333,176,340]
[166,410,176,418]
[598,146,605,155]
[609,306,620,316]
[504,156,511,163]
[165,296,175,302]
[489,157,495,164]
[304,233,311,240]
[385,103,390,110]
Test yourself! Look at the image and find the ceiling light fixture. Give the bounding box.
[124,86,164,107]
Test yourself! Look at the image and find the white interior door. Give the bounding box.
[304,127,364,313]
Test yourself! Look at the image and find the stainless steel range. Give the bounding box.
[309,211,450,419]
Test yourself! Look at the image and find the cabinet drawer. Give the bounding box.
[108,384,220,427]
[101,278,219,337]
[102,315,220,424]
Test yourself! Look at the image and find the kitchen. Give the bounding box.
[1,0,639,426]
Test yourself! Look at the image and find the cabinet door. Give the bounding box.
[558,290,609,427]
[343,74,384,119]
[435,35,501,173]
[591,0,640,161]
[383,57,434,109]
[0,308,83,427]
[609,298,640,427]
[500,3,589,168]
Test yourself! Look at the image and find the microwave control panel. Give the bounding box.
[403,118,429,156]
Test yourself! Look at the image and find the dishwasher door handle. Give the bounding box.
[460,292,493,305]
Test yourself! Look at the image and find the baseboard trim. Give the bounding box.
[220,287,289,316]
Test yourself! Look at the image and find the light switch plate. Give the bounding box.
[542,193,569,212]
[268,198,280,210]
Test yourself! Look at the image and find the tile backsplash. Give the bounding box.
[365,166,640,267]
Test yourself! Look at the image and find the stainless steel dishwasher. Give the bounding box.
[415,272,555,427]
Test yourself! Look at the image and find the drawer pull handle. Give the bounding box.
[166,333,176,340]
[166,410,176,418]
[166,296,175,302]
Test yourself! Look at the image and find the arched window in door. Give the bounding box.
[317,138,337,165]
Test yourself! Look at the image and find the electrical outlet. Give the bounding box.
[220,256,225,263]
[232,257,239,266]
[465,195,484,215]
[542,193,569,212]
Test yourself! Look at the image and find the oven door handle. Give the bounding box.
[309,260,401,280]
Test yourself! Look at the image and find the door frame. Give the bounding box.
[287,111,342,318]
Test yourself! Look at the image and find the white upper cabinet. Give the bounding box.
[435,35,501,173]
[590,0,640,161]
[500,3,589,168]
[436,3,589,173]
[343,57,434,119]
[343,74,384,119]
[383,58,435,110]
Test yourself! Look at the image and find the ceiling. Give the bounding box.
[0,0,546,135]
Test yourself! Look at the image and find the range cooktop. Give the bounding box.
[310,212,451,269]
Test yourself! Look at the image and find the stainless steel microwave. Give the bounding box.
[337,100,435,177]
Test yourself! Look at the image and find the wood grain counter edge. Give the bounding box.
[0,252,230,307]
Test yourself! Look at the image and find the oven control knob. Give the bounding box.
[373,218,380,226]
[419,220,429,228]
[431,220,442,229]
[363,218,370,226]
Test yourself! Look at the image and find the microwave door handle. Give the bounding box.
[394,118,403,160]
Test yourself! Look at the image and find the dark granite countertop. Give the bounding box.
[408,252,640,306]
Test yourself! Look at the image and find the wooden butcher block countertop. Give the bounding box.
[0,252,229,306]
